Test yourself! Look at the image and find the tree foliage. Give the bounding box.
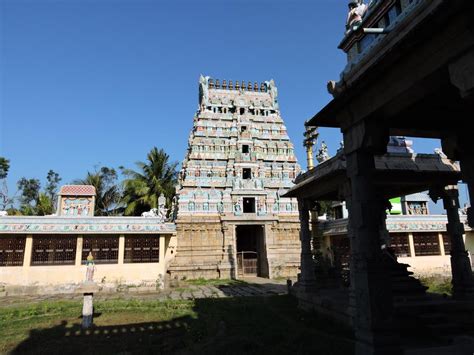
[121,147,178,216]
[17,178,41,206]
[74,166,122,216]
[0,157,9,180]
[15,171,61,216]
[46,170,61,202]
[35,193,54,216]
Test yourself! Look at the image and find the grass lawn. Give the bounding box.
[418,275,453,296]
[0,295,354,355]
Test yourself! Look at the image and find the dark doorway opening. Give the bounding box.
[243,197,255,213]
[235,225,268,278]
[242,145,249,154]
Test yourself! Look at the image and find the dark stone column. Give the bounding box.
[345,149,398,355]
[448,48,474,227]
[297,198,317,291]
[442,186,474,299]
[459,159,474,228]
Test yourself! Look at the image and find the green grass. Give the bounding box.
[419,275,453,296]
[0,296,354,354]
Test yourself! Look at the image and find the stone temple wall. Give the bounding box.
[168,76,301,280]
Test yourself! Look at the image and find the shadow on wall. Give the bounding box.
[10,296,354,355]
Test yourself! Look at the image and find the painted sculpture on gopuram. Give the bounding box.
[316,141,330,163]
[346,0,368,33]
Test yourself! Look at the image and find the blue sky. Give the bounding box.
[0,0,468,210]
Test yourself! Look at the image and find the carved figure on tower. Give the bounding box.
[199,74,210,107]
[346,0,368,33]
[316,141,331,163]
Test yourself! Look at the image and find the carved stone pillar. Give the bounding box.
[297,197,316,290]
[444,47,474,227]
[460,158,474,228]
[345,149,397,355]
[441,186,474,299]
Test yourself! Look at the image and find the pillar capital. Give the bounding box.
[449,48,474,99]
[342,119,389,156]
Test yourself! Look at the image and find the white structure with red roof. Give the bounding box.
[57,185,96,217]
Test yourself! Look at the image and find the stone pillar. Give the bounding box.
[297,198,316,290]
[220,222,236,279]
[408,233,416,258]
[75,235,83,266]
[118,235,125,265]
[263,224,273,278]
[441,186,474,299]
[438,233,446,256]
[345,149,397,355]
[447,48,474,213]
[82,294,94,329]
[23,234,33,267]
[159,235,165,263]
[460,158,474,228]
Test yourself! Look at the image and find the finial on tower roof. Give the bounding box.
[215,79,220,89]
[235,81,240,90]
[254,82,258,91]
[247,82,252,91]
[241,81,245,91]
[222,79,227,89]
[229,80,233,90]
[260,82,265,92]
[209,79,214,89]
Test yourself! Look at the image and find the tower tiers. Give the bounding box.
[169,76,301,280]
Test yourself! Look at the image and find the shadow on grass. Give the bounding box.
[11,295,354,355]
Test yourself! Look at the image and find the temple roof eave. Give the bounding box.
[0,216,177,235]
[307,0,471,132]
[283,153,461,201]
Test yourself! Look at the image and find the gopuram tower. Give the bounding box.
[168,76,301,280]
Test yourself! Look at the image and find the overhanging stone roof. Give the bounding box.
[284,152,461,201]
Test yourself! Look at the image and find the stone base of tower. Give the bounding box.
[168,214,301,281]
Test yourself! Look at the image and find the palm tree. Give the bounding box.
[74,167,122,216]
[121,147,178,216]
[36,193,54,216]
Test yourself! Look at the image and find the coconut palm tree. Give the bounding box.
[74,167,122,216]
[121,147,178,216]
[35,193,54,216]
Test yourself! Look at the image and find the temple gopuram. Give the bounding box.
[168,76,301,280]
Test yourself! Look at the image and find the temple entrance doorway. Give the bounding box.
[235,225,268,278]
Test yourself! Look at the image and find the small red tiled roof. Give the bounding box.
[59,185,96,196]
